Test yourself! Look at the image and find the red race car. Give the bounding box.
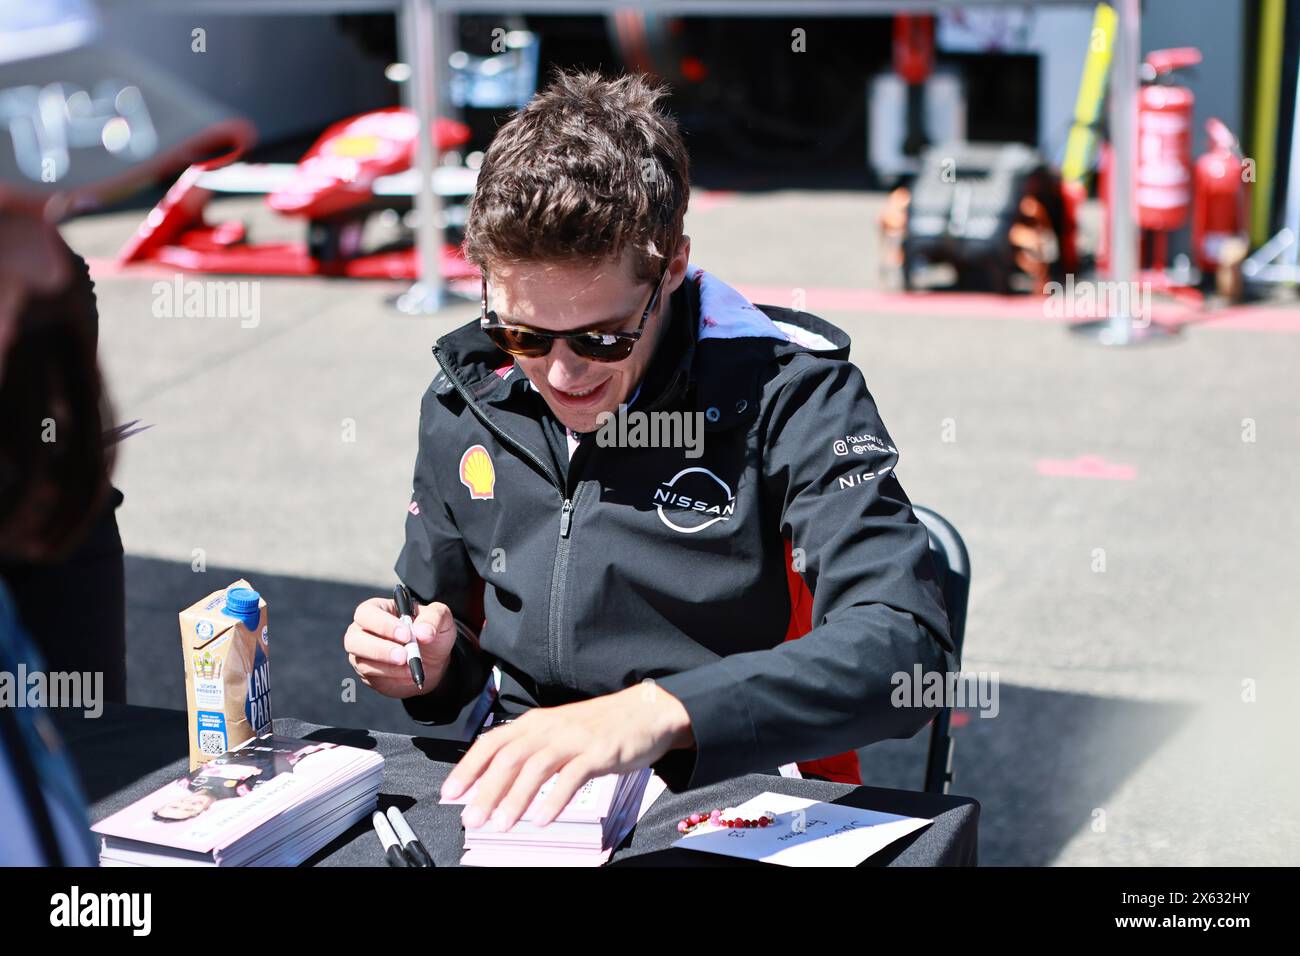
[119,106,478,281]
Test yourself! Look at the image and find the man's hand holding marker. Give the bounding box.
[344,588,458,700]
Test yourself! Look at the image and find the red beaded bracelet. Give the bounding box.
[677,808,778,834]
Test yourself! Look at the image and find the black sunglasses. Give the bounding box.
[480,266,669,363]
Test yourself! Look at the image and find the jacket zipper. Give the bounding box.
[549,489,580,686]
[433,348,582,689]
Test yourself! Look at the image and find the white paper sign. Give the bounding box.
[672,792,931,867]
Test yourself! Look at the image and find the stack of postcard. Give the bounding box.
[92,734,383,866]
[443,769,667,866]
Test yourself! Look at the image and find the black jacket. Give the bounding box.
[395,265,957,792]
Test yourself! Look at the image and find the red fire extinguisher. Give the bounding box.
[1192,117,1250,274]
[1136,48,1200,236]
[1099,47,1201,274]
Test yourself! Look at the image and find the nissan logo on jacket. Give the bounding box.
[395,265,957,793]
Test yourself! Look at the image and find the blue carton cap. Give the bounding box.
[223,586,261,629]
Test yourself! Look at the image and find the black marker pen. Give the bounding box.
[394,584,425,690]
[386,806,434,867]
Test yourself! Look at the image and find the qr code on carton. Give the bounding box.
[198,730,226,756]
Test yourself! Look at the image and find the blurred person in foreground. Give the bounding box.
[0,204,109,866]
[345,70,958,833]
[0,0,250,864]
[0,240,129,703]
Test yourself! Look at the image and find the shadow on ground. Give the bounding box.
[857,688,1192,865]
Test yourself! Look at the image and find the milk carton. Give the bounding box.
[179,580,272,770]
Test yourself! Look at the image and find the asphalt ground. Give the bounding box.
[56,187,1300,865]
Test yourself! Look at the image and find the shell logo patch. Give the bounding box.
[459,444,496,500]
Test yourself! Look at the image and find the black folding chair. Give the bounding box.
[913,505,971,795]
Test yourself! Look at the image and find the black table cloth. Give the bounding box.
[56,704,979,866]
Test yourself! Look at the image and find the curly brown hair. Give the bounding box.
[463,69,690,283]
